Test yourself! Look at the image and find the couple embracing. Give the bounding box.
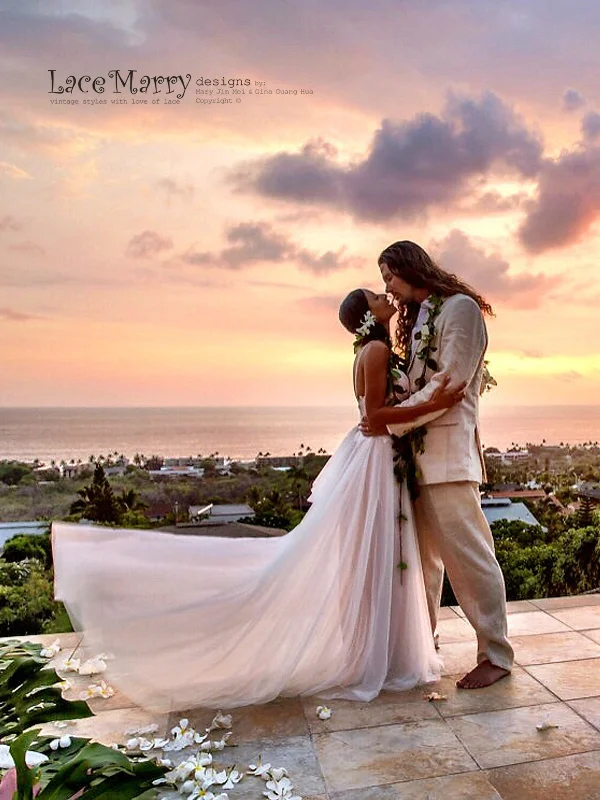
[52,240,513,712]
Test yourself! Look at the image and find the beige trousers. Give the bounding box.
[414,481,514,672]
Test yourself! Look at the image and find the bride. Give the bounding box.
[52,289,463,712]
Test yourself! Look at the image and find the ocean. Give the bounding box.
[1,405,600,465]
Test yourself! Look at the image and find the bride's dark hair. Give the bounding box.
[339,289,390,348]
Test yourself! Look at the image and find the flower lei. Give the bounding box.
[353,310,377,352]
[388,295,445,574]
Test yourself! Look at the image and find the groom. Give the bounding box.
[363,240,514,689]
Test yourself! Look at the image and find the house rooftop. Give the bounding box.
[481,499,542,528]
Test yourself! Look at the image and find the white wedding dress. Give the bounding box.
[52,398,440,713]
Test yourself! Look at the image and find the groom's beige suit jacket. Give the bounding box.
[387,293,487,486]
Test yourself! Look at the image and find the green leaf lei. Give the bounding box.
[388,295,445,574]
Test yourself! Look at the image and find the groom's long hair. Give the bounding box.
[378,240,494,359]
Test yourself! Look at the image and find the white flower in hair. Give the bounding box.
[355,310,377,338]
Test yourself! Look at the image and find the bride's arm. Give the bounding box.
[363,342,459,428]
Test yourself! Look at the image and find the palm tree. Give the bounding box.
[69,463,122,524]
[118,488,147,512]
[286,463,310,509]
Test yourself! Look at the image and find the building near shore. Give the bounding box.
[481,497,542,528]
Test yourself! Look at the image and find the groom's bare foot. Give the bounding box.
[456,660,510,690]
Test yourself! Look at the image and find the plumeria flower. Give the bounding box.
[150,737,170,749]
[59,657,81,673]
[199,732,232,751]
[80,681,114,700]
[40,639,62,658]
[222,767,243,789]
[208,712,232,731]
[264,777,299,799]
[58,679,72,692]
[49,735,72,750]
[248,757,272,778]
[355,310,377,338]
[423,692,447,702]
[536,720,559,731]
[138,738,156,752]
[316,705,332,720]
[125,738,141,751]
[78,656,107,675]
[171,718,193,737]
[269,767,289,781]
[0,744,49,769]
[204,767,227,784]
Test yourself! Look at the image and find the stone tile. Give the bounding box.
[569,697,600,732]
[38,705,169,747]
[331,771,503,799]
[168,697,309,744]
[59,672,138,713]
[451,600,538,617]
[199,735,326,800]
[485,749,600,800]
[549,606,600,631]
[436,617,476,643]
[438,641,479,677]
[302,688,440,734]
[583,628,600,645]
[507,610,571,636]
[512,631,600,666]
[313,719,477,792]
[506,600,540,614]
[446,702,600,769]
[431,666,555,718]
[526,659,600,700]
[439,606,461,620]
[530,593,600,611]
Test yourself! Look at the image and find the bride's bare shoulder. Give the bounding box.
[360,340,390,361]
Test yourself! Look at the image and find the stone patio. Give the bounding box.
[10,593,600,799]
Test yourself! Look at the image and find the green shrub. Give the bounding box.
[2,532,52,569]
[0,561,58,637]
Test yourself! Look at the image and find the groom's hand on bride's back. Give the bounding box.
[359,416,389,437]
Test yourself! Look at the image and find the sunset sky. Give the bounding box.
[1,0,600,408]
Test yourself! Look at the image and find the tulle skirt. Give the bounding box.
[52,427,440,712]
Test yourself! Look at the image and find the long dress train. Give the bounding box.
[52,401,440,712]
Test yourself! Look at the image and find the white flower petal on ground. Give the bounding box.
[78,657,107,675]
[125,738,140,751]
[536,720,560,731]
[248,757,272,777]
[208,712,232,731]
[315,705,332,720]
[269,767,289,781]
[49,735,71,750]
[151,737,170,749]
[222,767,243,789]
[59,657,80,673]
[264,776,297,799]
[40,639,62,658]
[424,692,447,702]
[0,744,50,769]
